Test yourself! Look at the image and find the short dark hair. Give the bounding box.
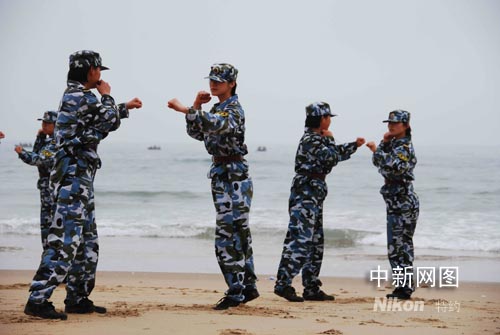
[231,82,237,96]
[67,66,89,83]
[305,115,322,128]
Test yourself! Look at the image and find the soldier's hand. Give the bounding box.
[14,145,23,154]
[96,80,111,96]
[355,137,366,147]
[193,91,211,109]
[383,132,393,143]
[126,97,143,110]
[366,141,377,152]
[167,98,189,114]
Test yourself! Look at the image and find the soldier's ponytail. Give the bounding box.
[405,124,412,138]
[231,82,237,96]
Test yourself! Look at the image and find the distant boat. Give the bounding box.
[147,145,161,150]
[18,142,33,148]
[257,146,267,152]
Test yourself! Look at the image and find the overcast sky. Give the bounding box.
[0,0,499,147]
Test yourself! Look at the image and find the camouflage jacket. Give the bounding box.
[295,129,357,176]
[18,134,56,179]
[54,80,128,168]
[186,94,249,177]
[372,136,417,194]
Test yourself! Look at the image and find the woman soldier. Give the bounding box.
[366,110,419,300]
[168,63,258,310]
[24,50,142,320]
[15,111,57,250]
[274,102,365,302]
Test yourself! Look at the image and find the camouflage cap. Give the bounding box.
[383,110,411,123]
[69,50,109,70]
[305,102,337,117]
[205,63,238,82]
[37,111,58,123]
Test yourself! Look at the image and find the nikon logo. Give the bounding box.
[373,297,424,312]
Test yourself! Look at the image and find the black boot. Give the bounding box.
[242,287,260,303]
[303,290,335,301]
[213,297,240,310]
[386,287,412,300]
[65,298,107,314]
[24,300,68,320]
[274,286,304,302]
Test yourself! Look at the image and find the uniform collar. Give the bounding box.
[67,80,86,90]
[304,128,322,136]
[392,136,411,146]
[215,94,238,111]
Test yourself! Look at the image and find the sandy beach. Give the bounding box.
[0,270,499,335]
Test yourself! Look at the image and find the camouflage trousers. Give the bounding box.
[211,171,256,302]
[29,159,98,305]
[383,189,419,289]
[37,177,52,251]
[276,176,327,296]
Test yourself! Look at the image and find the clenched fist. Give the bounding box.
[126,97,143,110]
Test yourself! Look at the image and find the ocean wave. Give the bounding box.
[0,246,24,252]
[323,228,380,248]
[173,157,212,163]
[0,218,40,236]
[0,218,375,247]
[359,229,500,253]
[2,218,499,253]
[190,227,381,250]
[472,189,500,196]
[96,190,204,199]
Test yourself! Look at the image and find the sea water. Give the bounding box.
[1,141,499,282]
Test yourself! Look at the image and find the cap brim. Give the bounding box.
[37,118,43,121]
[330,113,338,117]
[205,75,225,82]
[100,65,109,71]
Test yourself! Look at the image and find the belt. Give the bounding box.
[384,179,410,186]
[298,172,326,181]
[212,155,244,164]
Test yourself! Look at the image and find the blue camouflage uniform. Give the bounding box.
[17,111,57,250]
[186,63,256,303]
[275,102,358,297]
[28,50,129,306]
[372,110,419,292]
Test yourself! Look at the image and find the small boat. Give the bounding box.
[18,142,33,148]
[147,145,161,150]
[257,146,267,152]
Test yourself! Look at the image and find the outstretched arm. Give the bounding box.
[15,146,54,168]
[168,92,214,141]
